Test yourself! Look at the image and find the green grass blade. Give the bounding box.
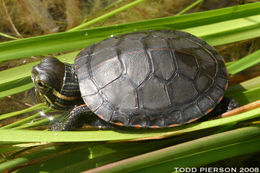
[227,76,260,94]
[226,76,260,104]
[227,49,260,75]
[0,104,46,121]
[0,107,259,142]
[69,0,148,31]
[84,126,260,173]
[228,87,260,105]
[0,157,30,172]
[1,139,178,173]
[101,0,124,12]
[0,35,101,63]
[0,2,259,62]
[13,114,60,130]
[14,141,172,173]
[0,108,51,129]
[12,146,92,173]
[0,145,22,154]
[7,125,260,173]
[133,138,260,173]
[175,0,203,16]
[0,62,38,90]
[0,82,34,98]
[184,14,260,46]
[0,145,75,172]
[0,33,18,40]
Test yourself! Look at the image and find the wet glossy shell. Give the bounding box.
[74,30,228,128]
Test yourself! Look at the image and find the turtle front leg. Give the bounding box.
[51,104,111,131]
[51,105,89,131]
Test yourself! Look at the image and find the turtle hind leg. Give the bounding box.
[50,104,111,131]
[199,97,240,121]
[225,98,241,112]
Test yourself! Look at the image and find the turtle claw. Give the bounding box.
[50,122,65,131]
[227,98,240,111]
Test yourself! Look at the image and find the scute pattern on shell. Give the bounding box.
[74,30,228,128]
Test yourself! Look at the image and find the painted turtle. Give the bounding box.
[32,30,239,130]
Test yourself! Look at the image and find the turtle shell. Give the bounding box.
[74,30,228,128]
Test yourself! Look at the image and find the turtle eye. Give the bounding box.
[37,81,47,88]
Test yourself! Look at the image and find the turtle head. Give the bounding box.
[32,57,82,110]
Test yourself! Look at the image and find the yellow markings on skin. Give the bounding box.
[65,82,79,86]
[52,89,79,101]
[43,95,66,109]
[54,101,69,108]
[43,95,55,107]
[70,104,87,113]
[61,88,80,92]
